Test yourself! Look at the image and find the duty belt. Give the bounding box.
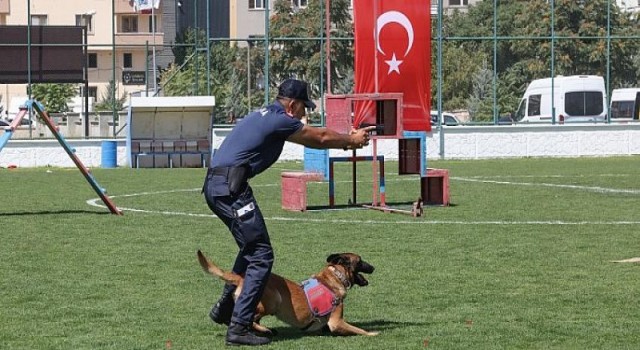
[206,165,250,195]
[210,167,231,177]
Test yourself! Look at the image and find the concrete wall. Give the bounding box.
[2,124,640,168]
[0,139,128,168]
[427,124,640,159]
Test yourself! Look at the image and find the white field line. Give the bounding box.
[452,176,640,194]
[86,175,640,225]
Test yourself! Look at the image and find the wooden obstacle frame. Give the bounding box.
[281,92,449,215]
[0,100,122,215]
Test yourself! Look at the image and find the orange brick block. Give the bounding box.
[420,168,450,206]
[281,172,324,211]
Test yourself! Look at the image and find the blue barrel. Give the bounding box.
[101,140,117,168]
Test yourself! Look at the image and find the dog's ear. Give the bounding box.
[326,253,349,266]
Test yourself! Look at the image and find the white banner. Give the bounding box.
[133,0,161,13]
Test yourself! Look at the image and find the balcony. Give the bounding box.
[0,0,9,14]
[115,32,165,49]
[115,0,136,14]
[115,0,163,14]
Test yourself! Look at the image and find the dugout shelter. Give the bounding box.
[126,96,216,168]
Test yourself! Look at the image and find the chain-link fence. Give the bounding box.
[2,0,639,139]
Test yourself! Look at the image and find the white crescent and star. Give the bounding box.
[375,11,415,75]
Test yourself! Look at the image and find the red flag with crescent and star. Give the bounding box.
[353,0,431,132]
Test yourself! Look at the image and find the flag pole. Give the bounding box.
[373,0,378,93]
[324,0,331,95]
[151,1,157,95]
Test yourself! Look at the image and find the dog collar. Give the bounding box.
[329,266,351,289]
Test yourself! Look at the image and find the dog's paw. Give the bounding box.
[252,324,276,337]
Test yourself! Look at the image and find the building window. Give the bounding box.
[80,86,98,100]
[30,15,48,25]
[88,53,98,68]
[449,0,469,5]
[291,0,308,8]
[76,14,94,34]
[249,0,264,10]
[148,15,159,33]
[121,16,138,33]
[123,53,133,69]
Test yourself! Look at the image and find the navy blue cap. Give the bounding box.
[277,79,316,110]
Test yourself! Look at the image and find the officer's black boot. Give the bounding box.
[225,322,271,346]
[209,284,236,326]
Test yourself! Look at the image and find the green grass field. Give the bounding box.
[2,156,640,349]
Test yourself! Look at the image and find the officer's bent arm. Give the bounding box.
[287,125,360,150]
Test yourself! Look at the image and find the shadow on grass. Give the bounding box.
[0,209,111,216]
[267,319,426,342]
[308,201,420,210]
[307,201,456,213]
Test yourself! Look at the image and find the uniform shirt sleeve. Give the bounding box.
[272,113,304,139]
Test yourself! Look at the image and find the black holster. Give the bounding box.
[226,165,249,195]
[204,164,250,196]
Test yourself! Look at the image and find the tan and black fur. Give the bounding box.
[197,250,378,336]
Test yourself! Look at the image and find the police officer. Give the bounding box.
[203,79,373,346]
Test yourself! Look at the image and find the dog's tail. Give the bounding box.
[196,250,242,286]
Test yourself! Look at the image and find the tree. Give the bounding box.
[468,60,494,121]
[435,0,640,119]
[434,1,528,116]
[31,84,76,113]
[269,0,353,97]
[223,61,247,122]
[162,28,211,97]
[160,1,353,122]
[161,29,248,122]
[94,80,127,111]
[511,0,640,86]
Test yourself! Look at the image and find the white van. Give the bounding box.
[610,88,640,121]
[513,75,607,123]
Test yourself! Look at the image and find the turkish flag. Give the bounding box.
[353,0,431,132]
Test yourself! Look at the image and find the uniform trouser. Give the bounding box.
[204,183,274,326]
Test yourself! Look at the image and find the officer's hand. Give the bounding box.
[348,126,375,149]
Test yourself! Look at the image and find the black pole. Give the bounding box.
[84,26,89,138]
[351,150,357,205]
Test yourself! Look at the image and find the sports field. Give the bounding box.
[1,156,640,349]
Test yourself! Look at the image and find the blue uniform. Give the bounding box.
[203,101,303,326]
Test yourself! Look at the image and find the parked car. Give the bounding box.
[498,114,516,125]
[430,111,460,126]
[0,119,10,128]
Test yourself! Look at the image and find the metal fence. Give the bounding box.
[2,0,640,140]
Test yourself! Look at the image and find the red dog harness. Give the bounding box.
[301,278,339,318]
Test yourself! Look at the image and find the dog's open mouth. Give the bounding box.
[354,262,375,286]
[354,273,369,286]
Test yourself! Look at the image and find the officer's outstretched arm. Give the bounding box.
[287,125,374,150]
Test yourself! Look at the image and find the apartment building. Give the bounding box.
[617,0,640,12]
[0,0,172,114]
[176,0,480,47]
[0,0,482,111]
[225,0,480,44]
